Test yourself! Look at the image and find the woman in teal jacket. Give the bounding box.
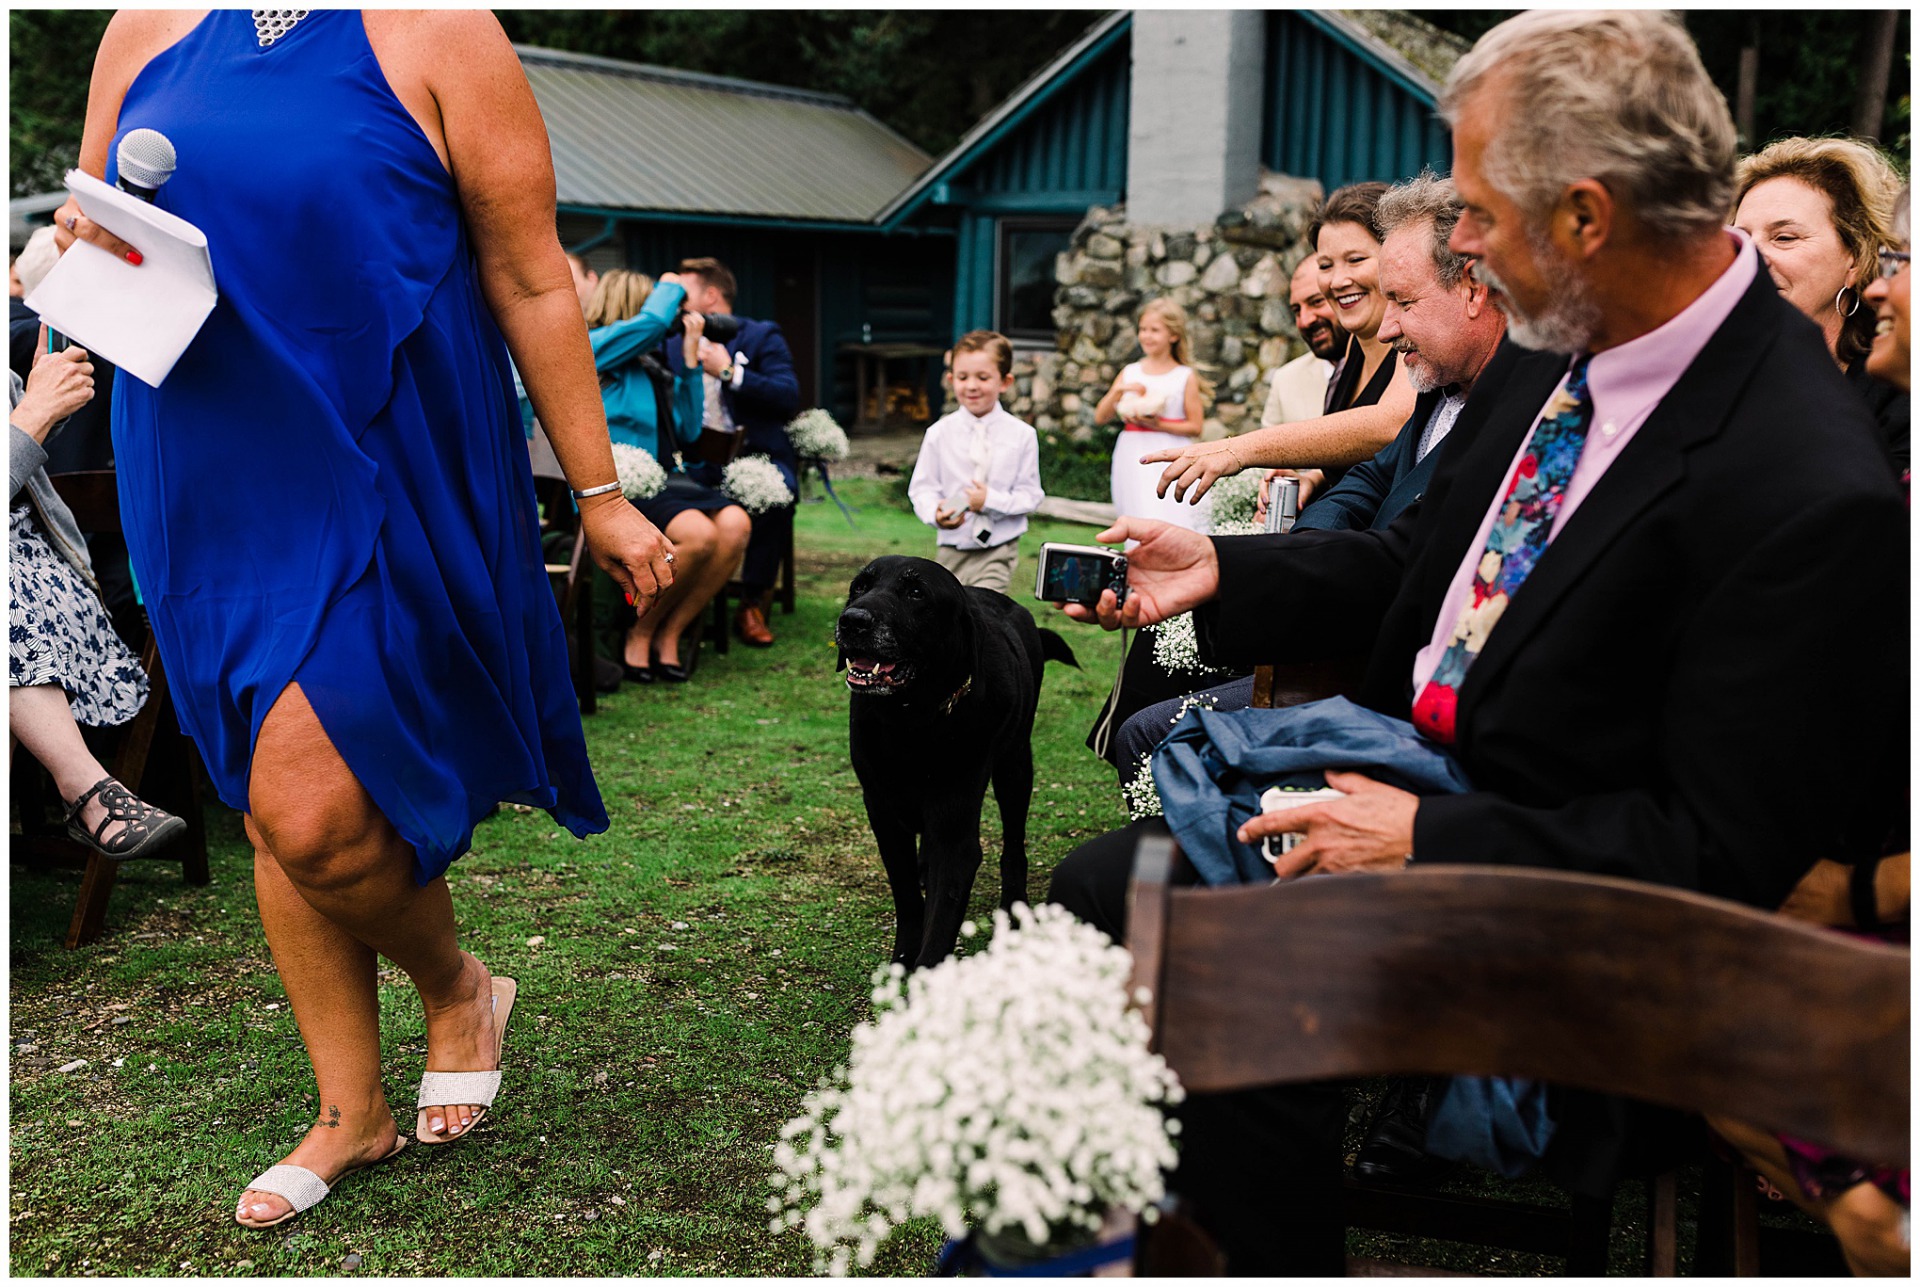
[586,271,751,682]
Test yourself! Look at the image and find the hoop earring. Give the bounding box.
[1835,285,1861,318]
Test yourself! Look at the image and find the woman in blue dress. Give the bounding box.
[584,269,751,682]
[55,10,676,1226]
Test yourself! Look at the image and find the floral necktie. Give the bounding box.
[1411,356,1594,743]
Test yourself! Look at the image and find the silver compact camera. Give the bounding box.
[1034,542,1128,608]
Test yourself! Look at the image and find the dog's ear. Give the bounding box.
[835,639,847,672]
[951,585,977,678]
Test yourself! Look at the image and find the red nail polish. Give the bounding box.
[624,592,634,606]
[125,250,143,266]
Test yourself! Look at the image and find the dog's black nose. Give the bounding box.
[838,606,874,635]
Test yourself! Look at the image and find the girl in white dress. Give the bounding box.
[1096,298,1214,533]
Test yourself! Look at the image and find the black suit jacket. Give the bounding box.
[1198,273,1907,911]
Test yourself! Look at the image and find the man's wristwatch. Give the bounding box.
[719,364,735,383]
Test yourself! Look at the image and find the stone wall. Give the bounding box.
[1001,172,1326,460]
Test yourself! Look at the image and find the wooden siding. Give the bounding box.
[969,39,1130,199]
[1262,13,1452,193]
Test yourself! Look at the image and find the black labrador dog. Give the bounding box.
[837,556,1077,968]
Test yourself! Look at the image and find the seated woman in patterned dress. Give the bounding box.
[9,346,183,858]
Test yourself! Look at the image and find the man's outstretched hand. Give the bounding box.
[1059,518,1220,630]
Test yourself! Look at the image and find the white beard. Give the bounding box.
[1479,239,1603,353]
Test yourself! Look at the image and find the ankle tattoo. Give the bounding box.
[321,1104,341,1129]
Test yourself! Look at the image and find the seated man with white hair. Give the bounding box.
[1110,170,1513,794]
[1048,11,1906,1273]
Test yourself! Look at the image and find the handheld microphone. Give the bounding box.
[116,128,178,202]
[48,129,178,354]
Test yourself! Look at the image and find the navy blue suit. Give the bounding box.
[681,314,802,593]
[1294,386,1452,533]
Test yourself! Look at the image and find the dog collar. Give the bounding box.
[939,676,973,716]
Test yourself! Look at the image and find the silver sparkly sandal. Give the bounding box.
[415,976,517,1145]
[234,1137,407,1229]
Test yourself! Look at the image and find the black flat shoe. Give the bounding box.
[622,659,656,684]
[1352,1076,1452,1188]
[64,777,187,861]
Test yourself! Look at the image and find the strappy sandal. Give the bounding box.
[235,1136,408,1229]
[63,777,187,861]
[415,976,517,1145]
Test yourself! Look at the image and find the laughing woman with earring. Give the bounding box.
[53,11,675,1227]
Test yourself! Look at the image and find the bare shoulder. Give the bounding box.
[95,10,209,83]
[363,10,520,89]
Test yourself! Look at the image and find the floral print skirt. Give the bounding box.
[8,504,146,726]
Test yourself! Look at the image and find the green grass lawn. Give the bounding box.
[9,475,1829,1276]
[8,476,1131,1277]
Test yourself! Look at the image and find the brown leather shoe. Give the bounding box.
[735,602,775,647]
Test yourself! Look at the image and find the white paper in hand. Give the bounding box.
[24,170,218,388]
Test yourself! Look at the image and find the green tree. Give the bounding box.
[9,10,1101,198]
[10,9,113,197]
[1412,10,1911,155]
[492,10,1101,157]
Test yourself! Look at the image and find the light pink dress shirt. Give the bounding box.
[1411,229,1761,694]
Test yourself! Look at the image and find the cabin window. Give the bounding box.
[996,219,1076,342]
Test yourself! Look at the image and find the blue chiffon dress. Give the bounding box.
[107,10,607,882]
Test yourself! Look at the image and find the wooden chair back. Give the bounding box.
[708,500,795,656]
[529,456,596,715]
[1126,835,1908,1164]
[11,471,210,947]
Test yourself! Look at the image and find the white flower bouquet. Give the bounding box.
[769,903,1184,1275]
[1121,692,1217,821]
[609,442,667,501]
[1149,611,1228,677]
[1206,465,1264,531]
[787,407,851,462]
[722,454,796,514]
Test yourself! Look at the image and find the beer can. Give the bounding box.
[1264,475,1300,533]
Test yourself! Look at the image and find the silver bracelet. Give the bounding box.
[570,481,622,500]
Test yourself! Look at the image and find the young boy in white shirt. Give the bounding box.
[907,330,1044,594]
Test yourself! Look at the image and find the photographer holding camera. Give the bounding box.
[671,257,803,648]
[585,270,751,684]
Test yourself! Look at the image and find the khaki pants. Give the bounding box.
[934,540,1019,594]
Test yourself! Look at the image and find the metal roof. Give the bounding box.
[875,11,1131,229]
[517,45,932,223]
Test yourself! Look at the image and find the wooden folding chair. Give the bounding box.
[709,501,795,656]
[529,459,597,716]
[10,470,210,948]
[1125,835,1908,1275]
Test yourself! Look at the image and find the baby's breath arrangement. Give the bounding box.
[1207,466,1264,530]
[787,407,851,462]
[609,442,667,501]
[769,903,1184,1275]
[1149,611,1228,677]
[721,454,796,514]
[1121,691,1216,820]
[1121,760,1163,820]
